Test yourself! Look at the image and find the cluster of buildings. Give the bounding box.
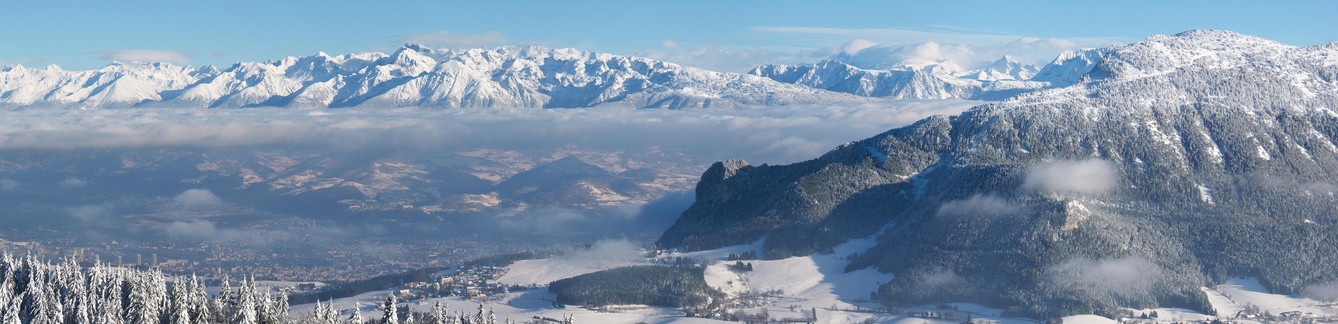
[395,265,523,303]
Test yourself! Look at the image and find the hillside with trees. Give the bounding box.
[547,266,717,309]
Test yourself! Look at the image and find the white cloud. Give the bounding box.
[638,44,825,73]
[561,239,643,263]
[1304,280,1338,301]
[839,39,878,56]
[1047,256,1164,299]
[95,50,190,64]
[59,177,87,188]
[831,41,977,69]
[1304,182,1337,194]
[399,30,509,49]
[639,29,1117,73]
[660,39,679,49]
[749,26,1128,69]
[66,204,112,221]
[751,26,1126,48]
[826,38,1101,69]
[1023,159,1119,195]
[936,194,1019,218]
[174,189,223,207]
[0,179,17,192]
[906,267,967,293]
[160,220,287,245]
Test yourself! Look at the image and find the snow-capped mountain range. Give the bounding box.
[747,48,1111,100]
[0,45,870,109]
[1,41,1123,109]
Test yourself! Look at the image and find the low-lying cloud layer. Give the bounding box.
[159,220,286,246]
[0,179,17,191]
[936,194,1019,218]
[174,189,223,207]
[560,239,644,263]
[1047,256,1164,300]
[1304,280,1338,301]
[1024,159,1119,195]
[66,204,113,221]
[0,100,981,165]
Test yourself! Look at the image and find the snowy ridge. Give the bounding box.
[661,30,1338,318]
[749,48,1106,101]
[1030,48,1107,85]
[751,30,1336,102]
[1011,29,1338,106]
[963,55,1039,81]
[749,57,1048,101]
[0,62,211,108]
[0,45,868,109]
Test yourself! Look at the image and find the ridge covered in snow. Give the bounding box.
[749,57,1049,101]
[0,45,868,109]
[661,29,1338,317]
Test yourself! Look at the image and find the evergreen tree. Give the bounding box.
[349,302,364,324]
[275,293,289,324]
[234,277,259,324]
[168,280,190,324]
[214,276,233,322]
[429,302,447,324]
[381,295,398,324]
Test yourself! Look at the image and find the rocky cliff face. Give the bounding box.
[660,30,1338,317]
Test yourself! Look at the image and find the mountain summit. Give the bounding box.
[660,30,1338,317]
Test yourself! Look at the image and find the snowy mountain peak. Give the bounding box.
[964,55,1040,81]
[1030,48,1107,85]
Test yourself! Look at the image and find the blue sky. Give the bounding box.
[3,0,1336,71]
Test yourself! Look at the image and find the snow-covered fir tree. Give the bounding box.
[380,295,397,324]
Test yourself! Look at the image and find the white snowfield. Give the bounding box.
[702,237,891,304]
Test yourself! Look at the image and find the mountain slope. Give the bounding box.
[0,45,868,109]
[495,156,647,206]
[659,30,1338,317]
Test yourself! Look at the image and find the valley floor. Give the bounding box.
[286,236,1338,323]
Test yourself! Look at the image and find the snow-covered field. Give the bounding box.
[287,239,1338,324]
[1203,277,1338,320]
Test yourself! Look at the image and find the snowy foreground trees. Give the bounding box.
[0,254,575,324]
